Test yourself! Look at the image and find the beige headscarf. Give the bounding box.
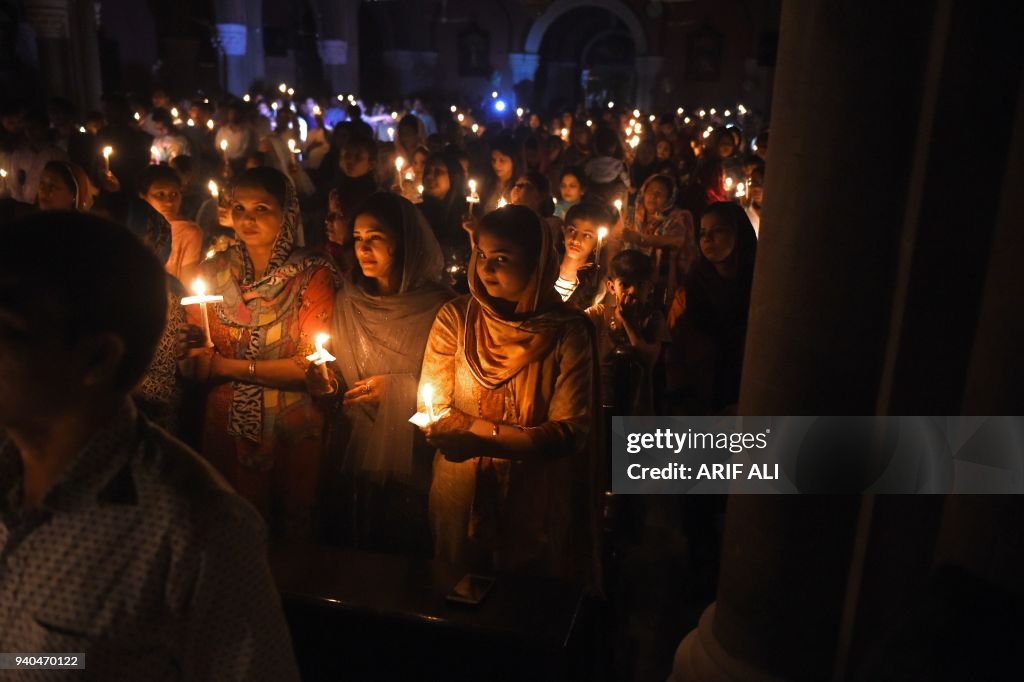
[465,205,578,393]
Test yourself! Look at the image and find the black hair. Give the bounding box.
[594,126,621,157]
[169,155,193,175]
[150,108,173,127]
[475,204,542,271]
[609,249,654,282]
[343,134,376,159]
[138,164,183,194]
[559,166,588,189]
[398,113,421,133]
[564,201,610,227]
[232,167,288,208]
[0,212,168,391]
[349,192,407,281]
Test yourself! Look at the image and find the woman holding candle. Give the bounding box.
[418,204,599,584]
[181,167,339,539]
[35,160,95,212]
[622,173,697,309]
[307,192,454,555]
[483,136,519,213]
[418,151,470,292]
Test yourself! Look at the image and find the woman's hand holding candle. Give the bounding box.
[343,376,388,408]
[305,333,336,382]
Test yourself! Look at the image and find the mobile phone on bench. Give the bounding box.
[445,574,496,606]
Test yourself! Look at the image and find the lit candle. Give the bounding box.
[150,145,160,165]
[497,196,508,208]
[78,126,86,133]
[278,83,287,94]
[288,138,299,155]
[613,199,623,215]
[560,127,569,142]
[243,94,251,102]
[395,156,405,174]
[134,112,141,122]
[450,105,457,113]
[387,127,395,141]
[409,383,449,427]
[735,182,746,199]
[466,178,480,213]
[170,107,179,119]
[596,225,609,259]
[102,146,113,173]
[422,383,436,423]
[313,104,322,116]
[206,119,215,131]
[305,333,336,381]
[471,123,479,134]
[724,177,734,192]
[0,168,6,194]
[208,180,219,198]
[629,136,640,149]
[181,278,224,348]
[219,138,229,164]
[417,183,424,197]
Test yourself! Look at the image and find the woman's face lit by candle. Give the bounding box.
[142,180,182,223]
[36,168,77,211]
[423,160,450,199]
[717,135,736,159]
[563,219,597,264]
[656,140,673,161]
[559,173,582,203]
[475,232,533,303]
[231,185,284,251]
[353,213,399,291]
[643,180,671,215]
[491,150,514,183]
[699,213,738,265]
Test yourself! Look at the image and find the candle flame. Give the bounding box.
[219,139,228,151]
[468,178,477,193]
[208,180,218,197]
[102,146,113,159]
[134,112,141,121]
[497,196,507,208]
[0,169,6,178]
[421,383,434,405]
[315,333,329,353]
[395,156,404,172]
[417,184,424,195]
[278,83,287,93]
[207,119,215,130]
[192,278,207,296]
[79,126,86,133]
[614,199,622,212]
[598,226,609,242]
[288,139,297,152]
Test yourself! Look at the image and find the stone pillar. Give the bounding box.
[633,56,663,112]
[507,52,540,86]
[214,0,264,95]
[316,0,359,95]
[670,2,946,680]
[22,0,101,111]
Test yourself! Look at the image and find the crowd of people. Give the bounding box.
[0,87,767,676]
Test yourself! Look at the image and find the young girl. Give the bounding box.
[556,202,607,308]
[554,167,585,219]
[419,205,598,584]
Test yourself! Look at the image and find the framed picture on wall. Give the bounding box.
[686,25,723,82]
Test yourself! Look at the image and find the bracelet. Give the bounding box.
[248,360,256,379]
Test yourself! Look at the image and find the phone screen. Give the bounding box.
[446,574,496,606]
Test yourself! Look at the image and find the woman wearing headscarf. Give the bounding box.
[181,167,340,538]
[418,150,471,291]
[36,160,95,211]
[308,192,454,555]
[672,201,757,415]
[417,205,599,585]
[622,173,697,308]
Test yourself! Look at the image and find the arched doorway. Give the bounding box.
[535,7,636,113]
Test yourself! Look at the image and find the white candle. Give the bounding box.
[421,383,436,423]
[596,225,609,259]
[181,278,224,347]
[102,146,113,173]
[466,178,480,211]
[304,333,336,381]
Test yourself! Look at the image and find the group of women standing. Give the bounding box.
[173,167,596,585]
